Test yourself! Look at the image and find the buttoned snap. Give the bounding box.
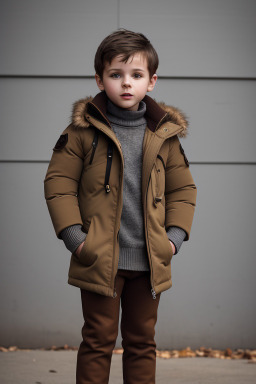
[163,127,168,132]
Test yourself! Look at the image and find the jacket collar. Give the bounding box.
[71,91,188,137]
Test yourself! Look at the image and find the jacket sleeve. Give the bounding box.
[44,125,85,238]
[165,135,197,240]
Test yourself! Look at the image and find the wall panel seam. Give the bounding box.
[1,75,256,81]
[1,160,255,165]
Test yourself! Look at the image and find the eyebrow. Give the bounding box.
[106,68,146,73]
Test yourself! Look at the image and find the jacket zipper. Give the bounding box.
[145,173,157,299]
[113,278,117,298]
[112,229,120,298]
[144,119,167,300]
[112,164,123,298]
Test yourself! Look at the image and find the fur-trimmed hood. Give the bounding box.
[71,93,188,138]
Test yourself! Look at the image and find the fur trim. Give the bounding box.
[71,96,188,137]
[157,101,188,138]
[71,96,93,129]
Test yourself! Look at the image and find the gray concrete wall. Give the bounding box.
[1,0,256,349]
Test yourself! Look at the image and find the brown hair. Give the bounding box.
[94,29,159,79]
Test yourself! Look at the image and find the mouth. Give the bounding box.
[120,93,133,99]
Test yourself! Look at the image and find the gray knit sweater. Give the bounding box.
[60,99,186,268]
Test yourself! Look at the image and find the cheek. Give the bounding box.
[138,82,149,94]
[105,80,116,92]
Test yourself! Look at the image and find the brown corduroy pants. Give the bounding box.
[76,269,161,384]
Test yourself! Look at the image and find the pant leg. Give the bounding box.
[120,271,161,384]
[76,273,125,384]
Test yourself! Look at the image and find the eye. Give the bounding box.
[133,73,142,79]
[110,73,120,79]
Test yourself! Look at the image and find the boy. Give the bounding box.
[44,29,197,384]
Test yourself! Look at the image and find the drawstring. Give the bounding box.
[88,130,113,193]
[104,139,113,193]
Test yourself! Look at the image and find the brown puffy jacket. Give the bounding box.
[44,91,197,298]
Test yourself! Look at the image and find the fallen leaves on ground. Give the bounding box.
[1,345,256,360]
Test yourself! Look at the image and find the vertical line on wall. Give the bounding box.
[117,0,120,28]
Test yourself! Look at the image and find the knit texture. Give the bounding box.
[167,226,186,254]
[107,99,150,271]
[60,225,86,254]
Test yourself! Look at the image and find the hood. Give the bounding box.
[71,93,188,138]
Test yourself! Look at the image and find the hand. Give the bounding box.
[169,240,176,255]
[75,241,85,257]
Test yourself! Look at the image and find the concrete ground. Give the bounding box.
[0,351,256,384]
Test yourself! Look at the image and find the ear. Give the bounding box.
[147,74,157,92]
[95,74,105,91]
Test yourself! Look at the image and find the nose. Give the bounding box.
[122,76,131,88]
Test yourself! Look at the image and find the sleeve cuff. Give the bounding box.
[166,226,186,254]
[60,224,86,254]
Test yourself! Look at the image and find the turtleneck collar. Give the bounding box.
[106,98,146,127]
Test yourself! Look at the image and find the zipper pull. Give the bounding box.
[105,184,110,193]
[151,288,156,300]
[113,273,118,298]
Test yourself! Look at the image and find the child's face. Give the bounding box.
[95,52,157,111]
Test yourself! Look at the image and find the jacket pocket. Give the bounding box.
[153,155,166,204]
[150,167,165,228]
[164,229,174,263]
[78,217,98,267]
[151,164,164,208]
